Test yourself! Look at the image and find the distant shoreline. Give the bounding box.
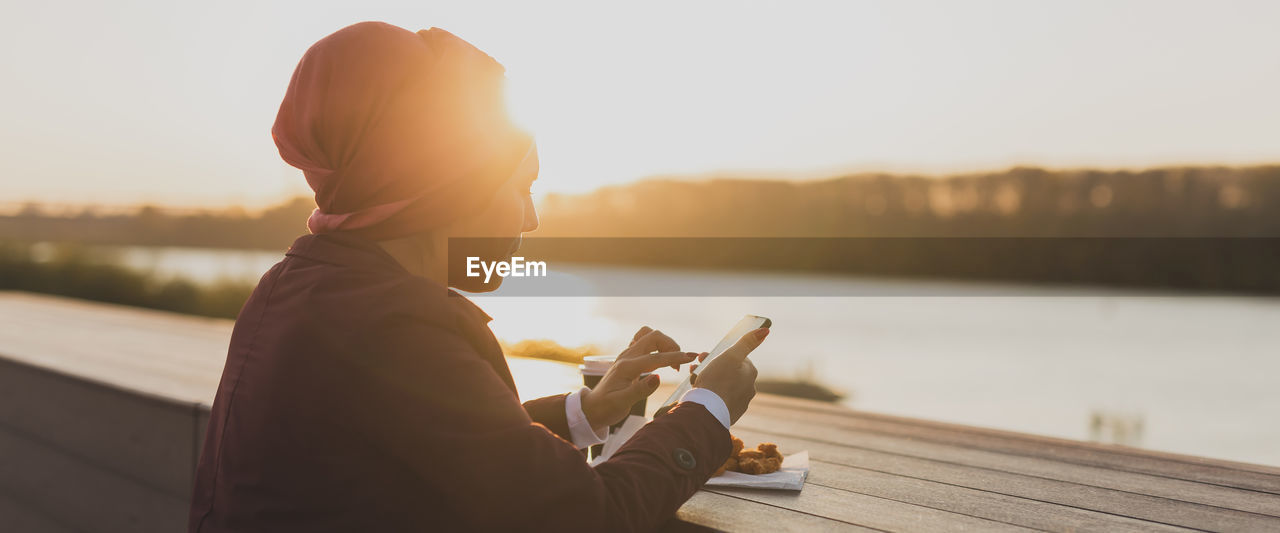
[3,163,1278,295]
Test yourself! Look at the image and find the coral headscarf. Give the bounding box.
[272,21,535,241]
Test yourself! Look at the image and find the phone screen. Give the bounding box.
[690,315,771,377]
[653,314,771,418]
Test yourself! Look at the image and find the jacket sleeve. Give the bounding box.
[334,314,732,532]
[522,394,573,442]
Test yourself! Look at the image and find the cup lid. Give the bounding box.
[581,355,616,374]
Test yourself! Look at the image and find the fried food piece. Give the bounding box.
[711,435,747,476]
[756,443,784,474]
[737,455,782,475]
[735,456,767,474]
[713,435,783,476]
[736,445,783,475]
[735,449,767,474]
[758,442,782,461]
[712,456,739,477]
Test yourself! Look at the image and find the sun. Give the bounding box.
[503,75,541,141]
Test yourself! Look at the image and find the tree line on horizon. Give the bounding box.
[4,164,1276,248]
[1,164,1278,293]
[535,164,1279,238]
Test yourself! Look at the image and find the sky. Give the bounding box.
[1,0,1278,211]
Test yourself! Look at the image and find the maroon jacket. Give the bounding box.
[189,232,731,532]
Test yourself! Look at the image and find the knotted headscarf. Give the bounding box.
[272,21,535,241]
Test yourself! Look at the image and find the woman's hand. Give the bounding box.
[580,326,704,429]
[690,327,767,425]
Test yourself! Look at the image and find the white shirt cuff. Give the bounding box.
[679,388,732,429]
[565,387,609,449]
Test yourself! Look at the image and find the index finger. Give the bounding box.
[630,326,653,345]
[627,328,680,355]
[616,351,698,375]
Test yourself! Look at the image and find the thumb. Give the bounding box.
[711,328,769,368]
[625,374,661,399]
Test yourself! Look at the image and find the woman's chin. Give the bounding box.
[451,276,504,294]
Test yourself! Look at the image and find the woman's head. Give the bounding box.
[272,21,535,242]
[271,21,538,291]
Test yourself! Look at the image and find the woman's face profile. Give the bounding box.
[443,145,540,292]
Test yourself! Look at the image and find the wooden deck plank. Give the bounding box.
[0,291,233,347]
[753,395,1280,487]
[746,402,1280,498]
[729,426,1280,531]
[0,490,78,533]
[0,292,227,404]
[677,491,877,533]
[740,407,1280,516]
[758,392,1280,478]
[0,358,198,497]
[703,484,1036,532]
[728,428,1194,533]
[0,425,189,533]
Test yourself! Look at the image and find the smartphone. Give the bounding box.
[653,314,772,419]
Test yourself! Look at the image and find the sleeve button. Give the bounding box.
[672,448,697,470]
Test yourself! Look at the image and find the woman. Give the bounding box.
[188,21,766,532]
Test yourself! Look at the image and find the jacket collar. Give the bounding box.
[284,232,494,324]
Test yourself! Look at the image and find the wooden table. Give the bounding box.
[2,290,1279,532]
[677,392,1280,531]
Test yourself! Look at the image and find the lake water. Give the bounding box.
[63,243,1280,466]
